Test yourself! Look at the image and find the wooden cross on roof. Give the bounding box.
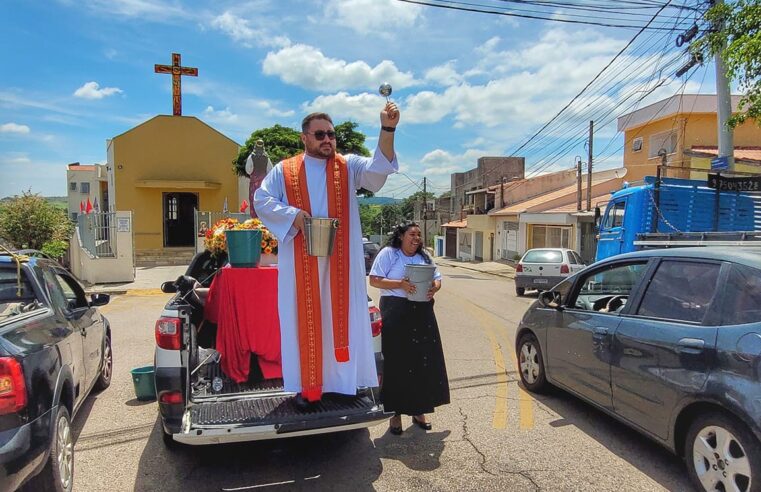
[154,53,198,116]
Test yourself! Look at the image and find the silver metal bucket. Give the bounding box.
[304,217,339,257]
[404,264,437,302]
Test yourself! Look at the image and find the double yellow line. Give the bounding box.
[462,300,534,430]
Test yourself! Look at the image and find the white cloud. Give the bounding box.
[73,0,190,19]
[73,81,123,100]
[209,11,290,49]
[323,0,423,37]
[0,123,31,134]
[3,153,31,165]
[302,92,384,124]
[263,44,418,92]
[424,61,463,87]
[203,106,239,125]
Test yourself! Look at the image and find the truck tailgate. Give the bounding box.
[176,393,389,445]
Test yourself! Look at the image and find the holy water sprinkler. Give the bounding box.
[379,83,393,102]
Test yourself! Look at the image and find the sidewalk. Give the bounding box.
[435,257,516,279]
[86,265,188,296]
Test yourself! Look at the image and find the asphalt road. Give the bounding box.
[70,265,693,491]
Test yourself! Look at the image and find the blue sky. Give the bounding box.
[0,0,714,199]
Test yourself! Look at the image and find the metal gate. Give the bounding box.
[77,213,117,258]
[474,231,483,261]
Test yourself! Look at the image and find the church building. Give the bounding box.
[104,53,241,264]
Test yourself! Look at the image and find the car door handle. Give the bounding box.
[677,338,705,354]
[592,327,609,339]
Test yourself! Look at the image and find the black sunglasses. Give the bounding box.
[307,130,336,141]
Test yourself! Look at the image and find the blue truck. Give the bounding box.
[595,176,761,262]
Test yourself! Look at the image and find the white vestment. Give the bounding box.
[254,148,398,395]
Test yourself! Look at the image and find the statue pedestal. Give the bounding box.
[260,253,278,266]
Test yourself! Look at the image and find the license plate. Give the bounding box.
[533,279,548,284]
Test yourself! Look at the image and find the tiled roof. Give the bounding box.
[489,178,617,216]
[540,194,613,214]
[441,219,467,228]
[688,146,761,165]
[68,164,97,170]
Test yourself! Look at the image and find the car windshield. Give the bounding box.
[522,250,562,263]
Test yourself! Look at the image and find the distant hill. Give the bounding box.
[0,195,68,209]
[357,196,401,206]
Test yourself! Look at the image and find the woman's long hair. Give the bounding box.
[386,221,432,264]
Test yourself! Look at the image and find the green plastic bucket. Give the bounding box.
[131,365,156,401]
[225,229,262,268]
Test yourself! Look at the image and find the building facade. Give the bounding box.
[107,115,240,253]
[617,94,761,181]
[66,163,109,221]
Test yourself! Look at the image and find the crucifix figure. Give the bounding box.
[154,53,198,116]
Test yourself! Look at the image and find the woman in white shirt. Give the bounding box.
[369,222,450,435]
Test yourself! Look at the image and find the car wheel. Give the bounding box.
[685,411,761,492]
[517,333,548,393]
[94,334,112,391]
[515,286,525,296]
[30,405,74,492]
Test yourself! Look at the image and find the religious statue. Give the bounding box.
[245,140,273,218]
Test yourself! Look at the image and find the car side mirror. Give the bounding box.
[90,293,110,307]
[161,281,178,294]
[594,206,601,225]
[538,291,563,310]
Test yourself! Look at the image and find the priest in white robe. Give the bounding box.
[254,103,400,400]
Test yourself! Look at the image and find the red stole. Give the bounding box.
[282,153,351,402]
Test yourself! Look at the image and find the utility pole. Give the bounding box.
[587,121,593,211]
[422,177,428,247]
[714,0,735,172]
[576,157,582,211]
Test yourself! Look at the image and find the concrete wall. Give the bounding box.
[67,165,108,220]
[624,114,761,182]
[70,211,135,285]
[109,116,240,251]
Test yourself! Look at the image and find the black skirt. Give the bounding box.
[379,296,450,416]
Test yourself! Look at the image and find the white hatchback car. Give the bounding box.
[515,248,586,296]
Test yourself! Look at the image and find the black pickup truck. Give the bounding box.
[0,253,112,492]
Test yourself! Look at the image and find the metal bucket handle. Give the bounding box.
[331,219,340,229]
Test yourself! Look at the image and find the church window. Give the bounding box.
[168,196,178,220]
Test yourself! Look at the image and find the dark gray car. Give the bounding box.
[515,247,761,492]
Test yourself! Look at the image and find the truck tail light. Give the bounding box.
[516,264,523,273]
[560,264,570,274]
[0,357,27,415]
[158,390,183,405]
[369,306,382,337]
[155,317,182,350]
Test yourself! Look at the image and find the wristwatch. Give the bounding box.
[381,126,396,133]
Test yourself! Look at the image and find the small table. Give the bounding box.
[204,265,282,383]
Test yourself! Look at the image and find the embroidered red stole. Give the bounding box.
[282,153,351,402]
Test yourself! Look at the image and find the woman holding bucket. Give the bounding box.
[369,222,450,435]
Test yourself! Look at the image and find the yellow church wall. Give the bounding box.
[624,113,761,182]
[111,115,239,251]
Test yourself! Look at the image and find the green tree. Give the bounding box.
[372,203,405,241]
[359,204,381,236]
[233,121,371,176]
[400,191,436,220]
[694,0,761,127]
[0,191,73,252]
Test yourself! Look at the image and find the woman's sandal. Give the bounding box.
[412,416,432,430]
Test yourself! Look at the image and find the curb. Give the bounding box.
[437,260,515,279]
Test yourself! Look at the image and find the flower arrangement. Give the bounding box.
[204,218,278,257]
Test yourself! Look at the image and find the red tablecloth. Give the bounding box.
[204,265,282,382]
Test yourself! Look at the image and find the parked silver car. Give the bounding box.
[515,248,586,296]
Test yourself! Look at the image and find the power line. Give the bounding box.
[397,0,694,30]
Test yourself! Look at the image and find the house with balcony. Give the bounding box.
[617,94,761,181]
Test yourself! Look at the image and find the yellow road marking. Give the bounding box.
[457,296,536,430]
[498,328,534,430]
[485,329,509,429]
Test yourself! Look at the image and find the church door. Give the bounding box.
[163,192,198,247]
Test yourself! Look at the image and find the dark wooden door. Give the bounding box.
[445,228,457,258]
[164,192,198,247]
